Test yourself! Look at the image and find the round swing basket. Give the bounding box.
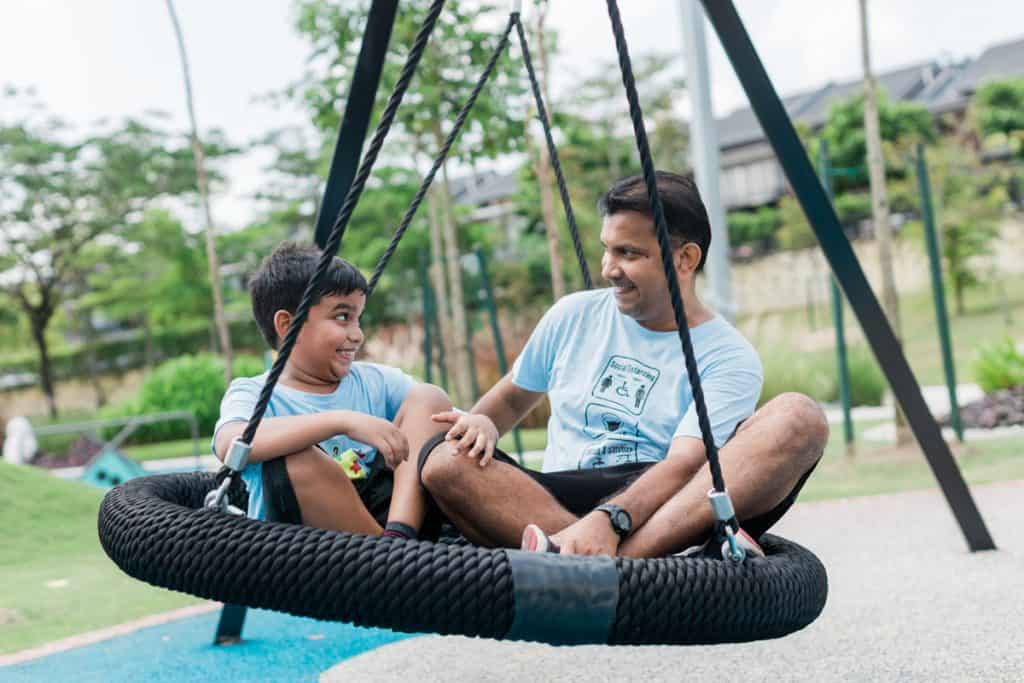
[99,471,828,646]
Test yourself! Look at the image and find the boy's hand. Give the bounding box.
[338,411,409,469]
[431,411,500,467]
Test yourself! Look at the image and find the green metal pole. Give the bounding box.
[915,143,963,442]
[818,141,854,452]
[475,248,524,464]
[418,254,434,384]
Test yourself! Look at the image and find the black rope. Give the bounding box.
[513,14,592,290]
[605,0,725,494]
[237,0,446,448]
[367,13,516,294]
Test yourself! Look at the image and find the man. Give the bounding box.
[422,171,828,558]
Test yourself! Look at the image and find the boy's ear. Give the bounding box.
[273,309,293,341]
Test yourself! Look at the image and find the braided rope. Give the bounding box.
[513,14,593,290]
[238,0,445,447]
[367,13,516,294]
[605,0,724,492]
[99,472,827,644]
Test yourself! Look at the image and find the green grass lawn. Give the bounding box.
[742,273,1024,387]
[0,463,201,655]
[122,438,205,462]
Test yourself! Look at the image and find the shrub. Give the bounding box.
[101,353,264,444]
[759,345,886,407]
[973,337,1024,393]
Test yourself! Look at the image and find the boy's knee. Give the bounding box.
[283,447,334,490]
[773,392,829,463]
[400,383,452,417]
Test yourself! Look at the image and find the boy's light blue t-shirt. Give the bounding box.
[212,362,415,520]
[511,289,763,472]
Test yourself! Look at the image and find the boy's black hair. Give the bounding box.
[597,170,711,271]
[249,242,368,349]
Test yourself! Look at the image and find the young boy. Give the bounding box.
[213,242,450,540]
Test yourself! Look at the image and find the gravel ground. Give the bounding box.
[323,480,1024,682]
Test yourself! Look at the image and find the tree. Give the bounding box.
[0,91,228,416]
[284,0,527,406]
[166,0,234,384]
[972,77,1024,159]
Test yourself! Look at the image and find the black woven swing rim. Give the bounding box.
[100,472,828,645]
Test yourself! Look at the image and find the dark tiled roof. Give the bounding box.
[955,36,1024,93]
[449,170,519,206]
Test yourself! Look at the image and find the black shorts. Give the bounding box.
[418,431,817,541]
[260,450,448,541]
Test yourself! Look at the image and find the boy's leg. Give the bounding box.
[387,384,453,533]
[283,447,382,534]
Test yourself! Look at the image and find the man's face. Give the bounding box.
[282,290,366,383]
[600,210,691,327]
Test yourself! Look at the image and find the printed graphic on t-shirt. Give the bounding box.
[590,355,660,415]
[579,438,638,468]
[583,403,637,439]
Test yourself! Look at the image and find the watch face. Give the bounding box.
[614,510,631,532]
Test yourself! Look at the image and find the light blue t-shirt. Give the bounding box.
[212,362,415,520]
[511,289,763,472]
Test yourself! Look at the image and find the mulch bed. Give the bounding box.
[31,435,103,469]
[940,386,1024,429]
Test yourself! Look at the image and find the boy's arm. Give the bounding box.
[214,410,407,465]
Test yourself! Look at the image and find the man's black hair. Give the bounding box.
[249,242,368,349]
[597,171,711,271]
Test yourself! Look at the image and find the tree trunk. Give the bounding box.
[529,3,566,301]
[166,0,233,385]
[81,310,108,409]
[29,312,58,418]
[426,186,454,388]
[437,158,474,407]
[859,0,909,444]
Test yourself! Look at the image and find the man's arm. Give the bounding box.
[471,373,546,436]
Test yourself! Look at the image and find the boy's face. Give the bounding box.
[277,290,367,384]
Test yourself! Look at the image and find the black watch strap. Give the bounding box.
[596,503,632,539]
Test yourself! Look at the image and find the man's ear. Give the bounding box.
[674,243,702,275]
[273,309,293,342]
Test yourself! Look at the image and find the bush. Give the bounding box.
[760,345,885,407]
[973,337,1024,393]
[101,353,265,444]
[727,207,780,246]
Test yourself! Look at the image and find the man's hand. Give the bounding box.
[550,511,621,557]
[337,411,409,469]
[431,411,500,467]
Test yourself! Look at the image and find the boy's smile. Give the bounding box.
[276,290,367,391]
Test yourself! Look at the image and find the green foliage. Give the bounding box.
[833,193,872,226]
[727,207,780,246]
[760,345,885,407]
[819,92,936,193]
[973,78,1024,159]
[939,172,1002,314]
[973,337,1024,393]
[100,353,264,443]
[776,196,817,250]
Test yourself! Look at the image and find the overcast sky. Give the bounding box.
[3,0,1022,231]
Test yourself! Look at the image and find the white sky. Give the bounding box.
[3,0,1022,231]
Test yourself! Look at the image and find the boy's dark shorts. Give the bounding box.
[417,430,817,542]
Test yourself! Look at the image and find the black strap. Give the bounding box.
[262,457,302,525]
[314,0,399,249]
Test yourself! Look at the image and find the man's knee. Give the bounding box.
[766,392,829,463]
[419,440,470,494]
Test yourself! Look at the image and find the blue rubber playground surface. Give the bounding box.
[4,608,413,682]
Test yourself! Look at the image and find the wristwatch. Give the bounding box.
[595,503,632,539]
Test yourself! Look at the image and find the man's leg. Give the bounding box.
[387,384,452,532]
[284,448,382,534]
[420,442,577,547]
[618,392,828,558]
